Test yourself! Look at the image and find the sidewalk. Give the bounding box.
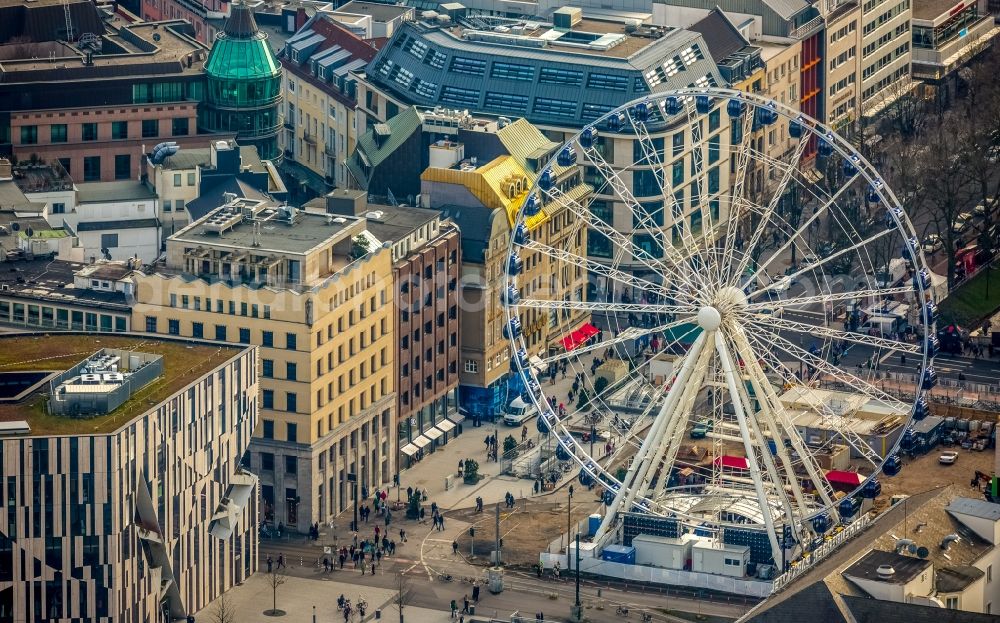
[193,570,397,622]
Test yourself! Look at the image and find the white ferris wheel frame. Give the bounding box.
[502,87,936,566]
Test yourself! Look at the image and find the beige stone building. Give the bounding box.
[421,120,592,416]
[132,197,395,531]
[824,1,864,128]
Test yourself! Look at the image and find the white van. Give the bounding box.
[503,396,537,426]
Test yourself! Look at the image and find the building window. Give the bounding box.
[214,325,226,341]
[287,421,298,440]
[192,322,204,339]
[57,158,70,175]
[83,156,101,182]
[173,173,182,187]
[285,455,297,474]
[263,420,274,438]
[261,452,274,471]
[286,333,297,350]
[263,305,271,319]
[263,331,273,347]
[21,125,38,145]
[239,328,250,344]
[82,123,98,141]
[114,154,131,180]
[187,172,195,186]
[145,316,158,332]
[172,117,189,136]
[100,233,118,250]
[50,124,67,143]
[945,597,958,609]
[168,319,179,335]
[112,121,128,140]
[464,360,478,373]
[142,119,158,138]
[51,203,66,214]
[263,390,274,409]
[286,362,297,381]
[263,359,274,377]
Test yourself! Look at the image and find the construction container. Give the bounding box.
[601,544,636,565]
[632,534,693,570]
[588,513,601,536]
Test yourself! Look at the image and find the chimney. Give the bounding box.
[0,158,11,181]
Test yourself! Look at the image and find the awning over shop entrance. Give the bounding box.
[560,323,600,351]
[412,435,431,448]
[449,412,466,424]
[400,443,419,457]
[423,427,443,441]
[436,419,456,433]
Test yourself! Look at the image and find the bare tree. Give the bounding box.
[264,569,286,616]
[210,592,236,623]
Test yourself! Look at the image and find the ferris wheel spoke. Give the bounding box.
[539,315,696,366]
[746,227,895,300]
[760,330,908,410]
[730,328,839,513]
[543,184,702,293]
[579,144,710,291]
[744,285,915,311]
[518,239,677,299]
[515,299,687,315]
[744,314,922,354]
[731,138,811,284]
[743,332,885,470]
[745,173,861,288]
[719,106,758,284]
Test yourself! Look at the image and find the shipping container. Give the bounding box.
[601,544,636,565]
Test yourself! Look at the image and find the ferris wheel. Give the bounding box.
[503,88,938,567]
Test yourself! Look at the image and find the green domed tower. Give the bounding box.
[200,1,283,162]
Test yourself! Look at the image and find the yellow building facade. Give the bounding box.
[133,198,395,531]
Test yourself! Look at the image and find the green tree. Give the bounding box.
[463,458,481,484]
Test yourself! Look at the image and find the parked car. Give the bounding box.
[922,234,943,254]
[974,202,989,217]
[939,450,959,465]
[952,212,973,234]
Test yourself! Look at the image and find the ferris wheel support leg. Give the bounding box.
[633,342,716,507]
[714,331,784,566]
[734,332,838,512]
[593,330,711,542]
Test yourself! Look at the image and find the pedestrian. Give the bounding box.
[419,507,426,522]
[324,556,330,572]
[277,553,285,569]
[472,582,481,602]
[407,486,413,500]
[453,540,459,554]
[371,562,376,575]
[376,549,382,563]
[390,540,396,555]
[522,425,528,442]
[400,528,407,542]
[266,555,273,573]
[463,595,470,614]
[451,599,458,619]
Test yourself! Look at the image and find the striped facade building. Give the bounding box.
[0,334,258,622]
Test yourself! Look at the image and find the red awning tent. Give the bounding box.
[824,470,864,487]
[713,455,749,470]
[560,323,599,351]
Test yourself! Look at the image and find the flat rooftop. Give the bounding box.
[12,163,73,194]
[0,333,241,435]
[173,201,363,255]
[912,0,961,21]
[76,181,158,203]
[442,16,673,59]
[363,204,440,244]
[0,20,208,81]
[336,1,412,21]
[0,259,131,311]
[843,549,931,585]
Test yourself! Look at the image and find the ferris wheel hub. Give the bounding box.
[697,306,723,331]
[714,286,748,312]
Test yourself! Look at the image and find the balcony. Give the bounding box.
[303,131,317,145]
[324,144,337,158]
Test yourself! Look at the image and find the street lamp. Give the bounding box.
[566,485,574,553]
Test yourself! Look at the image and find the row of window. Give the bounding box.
[0,301,126,331]
[168,294,273,320]
[862,0,910,36]
[18,118,188,145]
